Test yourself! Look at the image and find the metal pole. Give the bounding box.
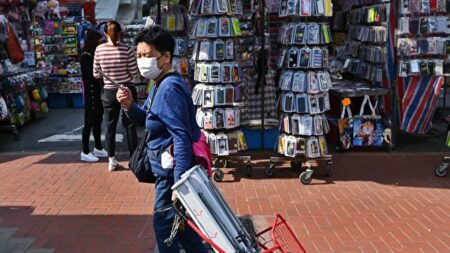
[157,0,161,24]
[259,0,266,150]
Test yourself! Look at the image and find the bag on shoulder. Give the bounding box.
[129,130,156,183]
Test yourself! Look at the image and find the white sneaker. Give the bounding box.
[93,148,108,158]
[108,157,120,171]
[81,152,99,162]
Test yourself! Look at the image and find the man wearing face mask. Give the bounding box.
[116,26,209,253]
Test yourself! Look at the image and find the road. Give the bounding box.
[0,109,138,153]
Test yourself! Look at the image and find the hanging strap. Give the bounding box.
[359,95,376,117]
[143,86,159,141]
[340,105,353,119]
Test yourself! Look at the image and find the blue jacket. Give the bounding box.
[125,73,200,181]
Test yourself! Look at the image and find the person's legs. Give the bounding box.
[82,106,94,154]
[121,86,137,156]
[153,176,180,253]
[93,105,104,150]
[178,226,209,253]
[121,110,138,156]
[101,88,120,158]
[153,175,209,253]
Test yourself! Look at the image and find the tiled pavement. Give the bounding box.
[0,151,449,253]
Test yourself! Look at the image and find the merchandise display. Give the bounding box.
[0,6,49,137]
[33,18,86,95]
[275,0,333,159]
[327,0,396,151]
[190,0,248,156]
[335,1,392,85]
[396,0,450,134]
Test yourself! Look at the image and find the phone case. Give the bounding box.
[318,71,330,91]
[288,47,300,68]
[284,136,298,158]
[307,72,320,94]
[216,134,229,156]
[196,19,208,37]
[280,70,294,91]
[311,47,323,68]
[290,114,300,135]
[196,109,205,128]
[206,18,218,37]
[283,92,295,112]
[215,85,226,105]
[199,41,211,61]
[299,47,311,68]
[313,115,324,135]
[218,17,231,37]
[309,95,321,114]
[296,93,309,113]
[225,39,234,60]
[292,71,306,92]
[225,85,234,104]
[213,39,225,60]
[203,87,215,107]
[299,115,313,136]
[293,23,306,44]
[221,63,232,83]
[225,108,236,129]
[228,132,239,153]
[308,23,320,44]
[213,108,225,129]
[300,0,312,16]
[204,110,214,129]
[216,0,229,13]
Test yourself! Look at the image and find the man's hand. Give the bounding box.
[116,86,133,109]
[171,192,177,202]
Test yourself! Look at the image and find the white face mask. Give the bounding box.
[137,57,162,80]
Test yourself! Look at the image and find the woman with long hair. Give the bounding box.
[93,20,139,171]
[80,29,107,162]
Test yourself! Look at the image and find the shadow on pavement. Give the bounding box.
[215,151,450,189]
[0,206,155,253]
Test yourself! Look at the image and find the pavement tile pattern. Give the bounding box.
[0,152,449,253]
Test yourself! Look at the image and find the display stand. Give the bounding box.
[396,0,450,134]
[189,0,252,182]
[0,6,49,140]
[268,0,334,185]
[331,0,397,150]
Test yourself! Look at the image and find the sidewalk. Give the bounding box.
[0,151,449,253]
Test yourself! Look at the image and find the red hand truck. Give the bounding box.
[174,202,307,253]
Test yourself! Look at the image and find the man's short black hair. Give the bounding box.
[135,25,175,61]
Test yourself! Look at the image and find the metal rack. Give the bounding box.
[212,154,252,182]
[265,154,333,185]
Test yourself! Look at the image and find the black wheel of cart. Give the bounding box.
[265,164,275,177]
[299,171,313,185]
[213,169,224,182]
[435,163,448,177]
[245,164,252,177]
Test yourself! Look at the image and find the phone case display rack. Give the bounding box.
[266,0,334,185]
[33,18,83,95]
[396,0,450,134]
[329,0,397,151]
[189,0,253,182]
